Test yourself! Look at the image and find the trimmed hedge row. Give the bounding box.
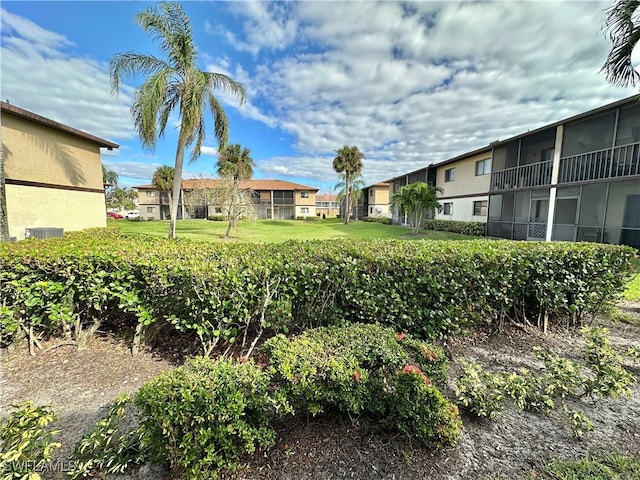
[362,216,392,224]
[423,219,486,236]
[0,228,635,355]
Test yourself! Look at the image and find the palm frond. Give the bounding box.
[109,53,170,94]
[602,0,640,87]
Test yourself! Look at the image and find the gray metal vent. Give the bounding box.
[25,228,64,239]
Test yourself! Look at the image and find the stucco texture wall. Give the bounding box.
[6,185,106,240]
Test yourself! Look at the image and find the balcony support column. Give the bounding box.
[545,125,564,242]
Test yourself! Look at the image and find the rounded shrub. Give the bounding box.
[134,357,289,479]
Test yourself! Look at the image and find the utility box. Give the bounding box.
[24,227,64,239]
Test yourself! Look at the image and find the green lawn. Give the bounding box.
[113,217,478,243]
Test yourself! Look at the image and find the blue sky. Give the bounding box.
[1,1,636,194]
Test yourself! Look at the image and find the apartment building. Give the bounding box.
[363,182,392,218]
[1,101,118,240]
[316,193,340,218]
[136,178,319,220]
[383,95,640,249]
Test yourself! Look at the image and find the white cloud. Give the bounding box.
[227,0,636,183]
[0,8,135,142]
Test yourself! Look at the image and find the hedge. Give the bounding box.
[423,219,486,236]
[0,228,635,355]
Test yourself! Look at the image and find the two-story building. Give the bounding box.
[135,178,319,220]
[363,182,392,219]
[315,193,340,218]
[381,95,640,249]
[1,101,118,240]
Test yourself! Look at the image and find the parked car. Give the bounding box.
[124,210,140,220]
[107,212,123,219]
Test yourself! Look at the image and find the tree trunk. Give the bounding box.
[0,133,10,242]
[169,134,187,239]
[344,173,350,225]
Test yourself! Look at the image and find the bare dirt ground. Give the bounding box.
[2,303,639,480]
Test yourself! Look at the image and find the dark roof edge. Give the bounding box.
[1,101,120,149]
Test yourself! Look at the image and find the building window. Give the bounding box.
[473,200,488,216]
[475,159,491,176]
[444,202,453,215]
[301,207,309,214]
[146,191,155,197]
[146,206,155,213]
[369,190,374,197]
[541,148,555,162]
[301,191,309,198]
[369,206,373,214]
[445,168,456,182]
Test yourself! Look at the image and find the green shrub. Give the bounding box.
[295,216,321,221]
[455,327,637,438]
[423,219,486,236]
[69,394,146,479]
[134,357,289,479]
[362,216,392,224]
[1,231,635,355]
[207,215,225,221]
[263,324,460,446]
[0,401,61,480]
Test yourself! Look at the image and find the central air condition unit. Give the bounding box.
[25,228,64,239]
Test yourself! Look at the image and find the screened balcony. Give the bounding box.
[558,142,640,183]
[490,160,553,191]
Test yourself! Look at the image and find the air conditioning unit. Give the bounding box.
[25,228,64,239]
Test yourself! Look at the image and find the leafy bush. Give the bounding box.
[263,324,460,445]
[423,219,486,236]
[1,230,635,355]
[207,215,226,221]
[0,401,61,480]
[454,327,637,438]
[134,357,289,479]
[362,216,392,224]
[295,216,321,221]
[69,394,146,479]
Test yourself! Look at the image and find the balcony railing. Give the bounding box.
[490,160,553,191]
[559,142,640,183]
[254,198,295,206]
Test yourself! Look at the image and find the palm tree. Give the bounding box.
[109,2,246,239]
[392,182,443,235]
[216,144,255,238]
[335,172,364,222]
[152,165,175,220]
[332,145,364,224]
[102,164,119,190]
[602,0,640,87]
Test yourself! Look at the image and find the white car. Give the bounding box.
[124,210,140,219]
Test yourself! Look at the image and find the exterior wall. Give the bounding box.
[365,185,391,218]
[2,109,109,240]
[295,190,317,217]
[436,152,492,198]
[137,188,163,220]
[435,195,489,222]
[6,185,106,240]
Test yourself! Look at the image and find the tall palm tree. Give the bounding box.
[216,144,255,238]
[332,145,364,224]
[602,0,640,87]
[392,182,443,235]
[109,2,246,239]
[152,165,175,220]
[102,164,119,190]
[335,172,365,222]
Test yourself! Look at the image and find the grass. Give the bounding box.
[113,217,478,243]
[516,453,640,480]
[623,264,640,301]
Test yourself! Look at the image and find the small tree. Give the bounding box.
[392,182,443,235]
[216,144,255,238]
[152,166,175,221]
[106,187,137,211]
[102,165,119,191]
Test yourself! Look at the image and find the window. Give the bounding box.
[301,207,309,214]
[444,202,453,215]
[369,206,373,214]
[475,159,491,176]
[146,207,155,213]
[146,191,155,197]
[301,191,309,198]
[540,148,554,162]
[473,200,488,216]
[369,190,374,197]
[445,168,456,182]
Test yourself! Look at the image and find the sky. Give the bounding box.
[1,1,637,194]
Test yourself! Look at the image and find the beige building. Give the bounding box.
[1,101,118,240]
[363,182,391,218]
[315,193,340,218]
[135,178,319,220]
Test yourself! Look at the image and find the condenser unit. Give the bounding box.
[24,227,64,239]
